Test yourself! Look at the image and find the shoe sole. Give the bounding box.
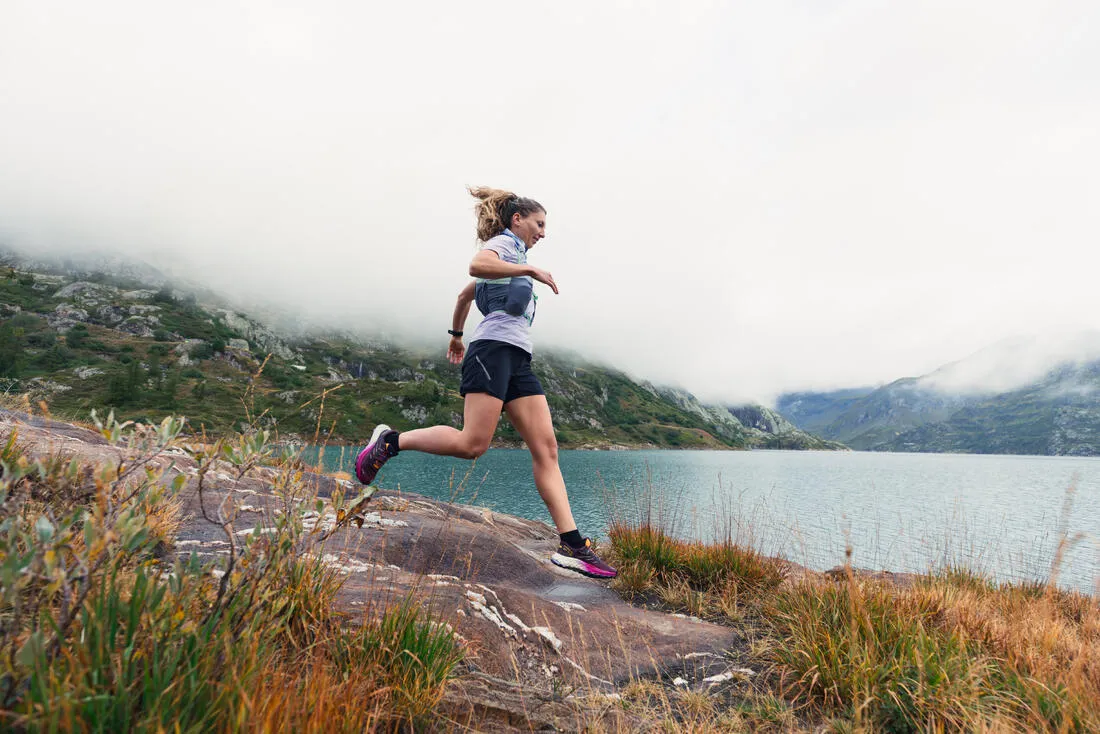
[355,424,392,485]
[551,552,617,579]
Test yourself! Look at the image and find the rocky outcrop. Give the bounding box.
[214,309,296,360]
[651,385,749,442]
[725,405,798,435]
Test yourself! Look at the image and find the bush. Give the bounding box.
[9,313,39,330]
[153,328,171,341]
[189,342,214,361]
[65,324,89,349]
[106,360,143,406]
[29,344,76,371]
[0,322,23,378]
[158,369,180,409]
[152,287,176,305]
[25,330,57,349]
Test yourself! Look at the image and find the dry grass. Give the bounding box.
[608,522,787,621]
[606,511,1100,733]
[762,563,1100,732]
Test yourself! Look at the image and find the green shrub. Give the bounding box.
[107,361,143,406]
[152,287,176,304]
[29,344,76,371]
[66,323,89,349]
[0,322,23,377]
[26,330,56,349]
[189,342,214,360]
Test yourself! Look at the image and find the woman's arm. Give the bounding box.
[447,281,476,364]
[469,250,559,294]
[452,280,475,332]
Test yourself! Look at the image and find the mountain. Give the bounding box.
[655,387,847,450]
[0,249,837,451]
[777,334,1100,455]
[876,361,1100,455]
[775,388,874,436]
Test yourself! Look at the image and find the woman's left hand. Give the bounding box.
[447,336,465,364]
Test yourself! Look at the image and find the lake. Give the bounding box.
[306,446,1100,595]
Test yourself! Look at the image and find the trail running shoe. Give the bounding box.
[355,424,396,485]
[551,538,618,579]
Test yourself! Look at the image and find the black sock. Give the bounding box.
[560,529,584,549]
[384,430,400,455]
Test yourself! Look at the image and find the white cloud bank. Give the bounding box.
[2,1,1099,403]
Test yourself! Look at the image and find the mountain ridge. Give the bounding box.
[777,335,1100,456]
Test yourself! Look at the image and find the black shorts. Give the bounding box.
[460,339,545,404]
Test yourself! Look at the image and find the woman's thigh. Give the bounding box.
[464,391,505,443]
[504,394,558,461]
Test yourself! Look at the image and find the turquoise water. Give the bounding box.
[308,446,1100,594]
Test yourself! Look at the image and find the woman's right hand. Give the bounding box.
[529,267,559,294]
[447,336,465,364]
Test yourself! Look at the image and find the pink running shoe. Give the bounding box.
[551,538,618,579]
[355,424,396,485]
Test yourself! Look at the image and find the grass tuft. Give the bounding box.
[764,570,1100,732]
[608,521,786,619]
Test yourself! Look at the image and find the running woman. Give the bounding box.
[355,186,617,579]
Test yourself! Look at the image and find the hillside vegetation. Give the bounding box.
[0,257,837,450]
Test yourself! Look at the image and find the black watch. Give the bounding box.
[448,329,463,337]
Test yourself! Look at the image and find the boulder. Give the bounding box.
[118,315,159,337]
[96,304,128,325]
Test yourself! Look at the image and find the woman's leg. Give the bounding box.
[397,392,503,460]
[504,394,577,533]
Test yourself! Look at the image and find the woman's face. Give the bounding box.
[511,210,547,249]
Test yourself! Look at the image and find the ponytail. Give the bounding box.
[467,186,545,242]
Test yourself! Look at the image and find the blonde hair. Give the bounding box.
[467,186,545,242]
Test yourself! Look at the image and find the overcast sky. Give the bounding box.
[2,1,1098,403]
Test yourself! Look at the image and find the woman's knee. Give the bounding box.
[459,433,492,460]
[529,437,559,465]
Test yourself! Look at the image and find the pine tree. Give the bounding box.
[0,323,22,378]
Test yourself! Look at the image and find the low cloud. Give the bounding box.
[920,331,1100,395]
[3,1,1099,403]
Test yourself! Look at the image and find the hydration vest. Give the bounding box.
[474,229,536,323]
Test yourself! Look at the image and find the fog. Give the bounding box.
[2,1,1099,403]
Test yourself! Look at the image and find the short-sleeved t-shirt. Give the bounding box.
[469,230,537,354]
